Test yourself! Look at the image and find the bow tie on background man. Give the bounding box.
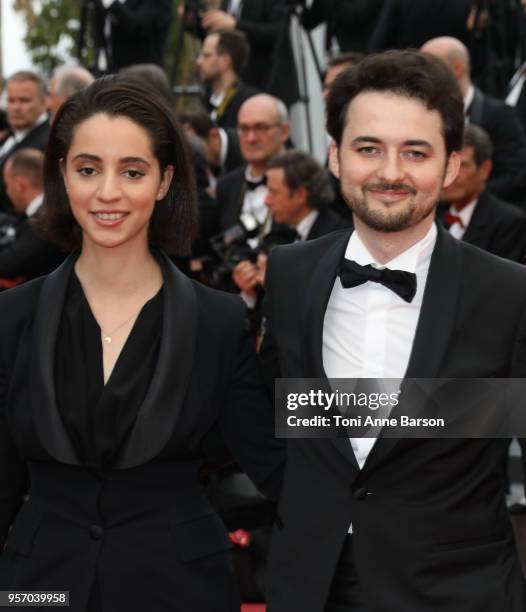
[444,211,464,229]
[245,176,267,191]
[338,258,417,303]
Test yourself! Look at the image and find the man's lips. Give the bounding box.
[366,185,415,202]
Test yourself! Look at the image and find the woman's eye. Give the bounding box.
[123,169,144,179]
[77,167,97,176]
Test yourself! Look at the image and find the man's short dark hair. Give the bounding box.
[36,75,197,255]
[326,50,464,156]
[463,124,493,166]
[8,148,44,189]
[215,29,250,76]
[176,106,215,138]
[8,70,46,98]
[267,150,334,210]
[327,52,365,70]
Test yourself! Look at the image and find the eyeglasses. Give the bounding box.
[237,123,281,137]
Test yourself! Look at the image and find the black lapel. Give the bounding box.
[462,195,489,247]
[116,253,197,467]
[31,253,80,464]
[299,230,360,468]
[363,224,462,471]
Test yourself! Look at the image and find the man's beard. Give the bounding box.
[343,182,437,233]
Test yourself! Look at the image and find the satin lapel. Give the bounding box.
[32,253,80,464]
[116,253,197,468]
[363,225,462,471]
[299,231,360,468]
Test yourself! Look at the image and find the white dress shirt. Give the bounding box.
[295,210,318,241]
[323,223,437,469]
[447,200,477,240]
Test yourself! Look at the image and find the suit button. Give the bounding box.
[353,487,368,500]
[89,525,103,540]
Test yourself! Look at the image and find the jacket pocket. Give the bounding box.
[5,504,42,557]
[172,513,233,562]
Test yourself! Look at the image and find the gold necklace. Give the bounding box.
[101,309,141,344]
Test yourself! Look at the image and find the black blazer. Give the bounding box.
[261,225,526,611]
[437,190,526,263]
[0,214,66,281]
[369,0,474,51]
[0,253,284,612]
[93,0,172,71]
[205,81,259,130]
[216,166,249,230]
[467,87,526,205]
[0,121,50,213]
[221,0,299,107]
[306,207,351,241]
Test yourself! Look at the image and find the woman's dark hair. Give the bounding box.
[36,74,198,255]
[326,50,464,157]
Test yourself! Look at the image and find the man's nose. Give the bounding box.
[377,151,405,183]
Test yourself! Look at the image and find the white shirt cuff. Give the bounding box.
[240,292,257,309]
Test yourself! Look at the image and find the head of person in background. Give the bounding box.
[323,52,364,102]
[36,75,197,257]
[120,63,174,108]
[178,107,223,173]
[326,50,462,245]
[47,65,95,122]
[3,148,44,216]
[6,71,47,133]
[237,94,290,176]
[420,37,472,99]
[265,150,334,229]
[441,124,492,210]
[196,28,249,93]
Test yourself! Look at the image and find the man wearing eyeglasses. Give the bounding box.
[216,93,290,232]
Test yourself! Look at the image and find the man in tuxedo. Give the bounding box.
[422,36,526,206]
[216,93,289,231]
[196,28,258,129]
[47,65,94,122]
[93,0,172,72]
[232,150,348,302]
[0,71,50,213]
[0,149,64,286]
[199,0,299,107]
[262,50,526,611]
[439,123,526,263]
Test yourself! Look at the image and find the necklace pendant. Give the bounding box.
[104,335,112,344]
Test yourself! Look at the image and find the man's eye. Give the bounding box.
[405,150,427,159]
[123,169,144,179]
[357,146,379,155]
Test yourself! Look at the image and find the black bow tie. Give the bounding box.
[338,259,417,303]
[245,176,266,191]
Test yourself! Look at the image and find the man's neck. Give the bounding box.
[247,163,267,179]
[452,193,480,212]
[353,214,435,265]
[212,72,237,96]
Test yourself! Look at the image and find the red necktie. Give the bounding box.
[444,211,465,229]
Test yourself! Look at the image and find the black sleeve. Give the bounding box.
[369,0,398,52]
[336,0,384,26]
[107,0,173,37]
[219,303,285,501]
[236,0,289,49]
[488,215,526,264]
[0,230,57,278]
[301,0,329,31]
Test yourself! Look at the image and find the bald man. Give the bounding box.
[422,36,526,206]
[47,65,94,121]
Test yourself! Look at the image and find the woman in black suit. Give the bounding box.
[0,76,284,611]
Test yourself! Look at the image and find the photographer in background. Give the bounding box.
[93,0,172,72]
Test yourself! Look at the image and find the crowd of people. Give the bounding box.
[2,0,526,610]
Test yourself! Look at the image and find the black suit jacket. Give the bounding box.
[0,253,284,612]
[306,206,351,240]
[0,121,50,213]
[216,166,249,230]
[261,225,526,611]
[0,213,66,280]
[467,87,526,205]
[221,0,300,107]
[370,0,474,51]
[205,81,259,129]
[438,191,526,263]
[94,0,172,71]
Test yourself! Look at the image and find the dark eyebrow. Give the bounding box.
[403,139,433,148]
[351,136,433,148]
[351,136,382,145]
[72,153,151,166]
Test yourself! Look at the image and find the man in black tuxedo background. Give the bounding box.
[262,50,526,611]
[0,72,50,213]
[439,123,526,263]
[422,36,526,206]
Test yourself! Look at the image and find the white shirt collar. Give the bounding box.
[345,222,437,273]
[464,85,475,115]
[25,193,44,217]
[295,210,319,241]
[218,127,228,167]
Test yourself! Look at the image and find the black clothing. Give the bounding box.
[467,87,526,205]
[437,191,526,263]
[205,81,259,129]
[55,274,163,470]
[0,252,284,612]
[307,206,351,240]
[302,0,384,54]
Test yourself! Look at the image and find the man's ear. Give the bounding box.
[328,141,340,179]
[443,150,461,189]
[157,165,174,200]
[280,122,290,144]
[480,159,493,181]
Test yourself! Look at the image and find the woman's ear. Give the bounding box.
[157,165,174,200]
